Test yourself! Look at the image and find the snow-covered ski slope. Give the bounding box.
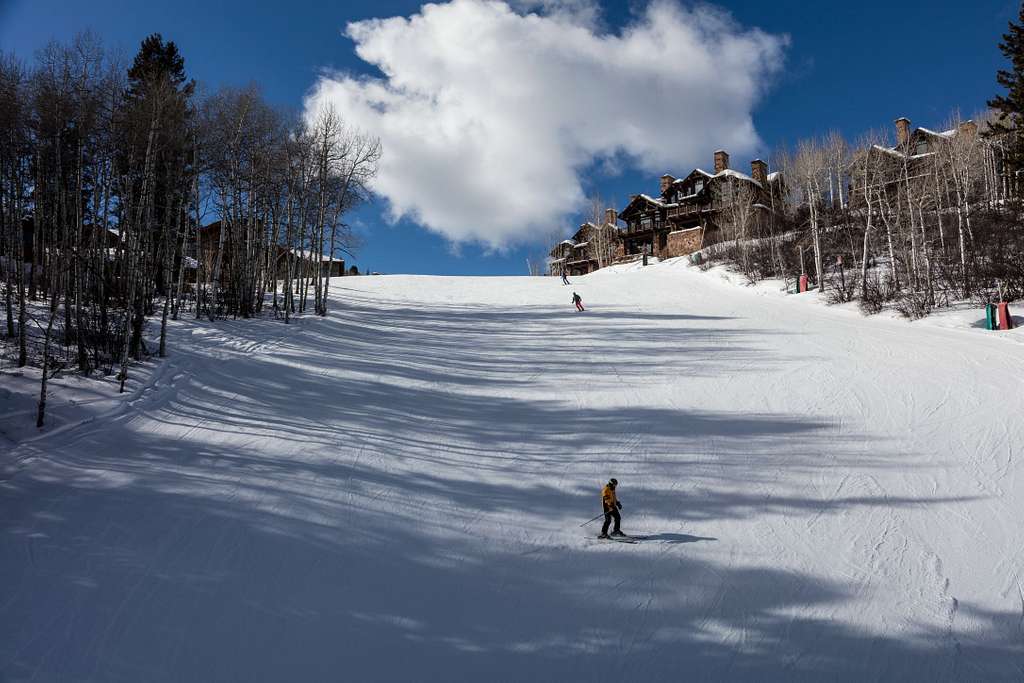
[2,260,1023,682]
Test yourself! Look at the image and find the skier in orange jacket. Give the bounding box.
[599,478,624,538]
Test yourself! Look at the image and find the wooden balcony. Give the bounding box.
[625,220,665,235]
[667,203,704,218]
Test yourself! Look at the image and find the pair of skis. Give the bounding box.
[590,534,641,544]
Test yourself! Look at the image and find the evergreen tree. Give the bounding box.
[126,34,190,101]
[987,3,1024,163]
[117,34,195,360]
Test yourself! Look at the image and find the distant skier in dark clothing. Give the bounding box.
[572,292,584,312]
[599,478,624,538]
[561,268,570,285]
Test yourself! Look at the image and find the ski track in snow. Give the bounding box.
[2,262,1024,681]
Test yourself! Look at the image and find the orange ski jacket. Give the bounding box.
[602,484,618,510]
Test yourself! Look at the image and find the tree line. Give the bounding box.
[0,32,380,426]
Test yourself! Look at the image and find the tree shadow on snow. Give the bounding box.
[2,451,1017,683]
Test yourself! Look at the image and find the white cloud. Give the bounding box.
[305,0,787,249]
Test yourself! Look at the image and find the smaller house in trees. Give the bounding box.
[197,221,228,280]
[548,209,621,276]
[198,221,345,282]
[849,116,992,204]
[275,247,345,279]
[17,216,122,264]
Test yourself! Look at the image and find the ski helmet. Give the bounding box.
[609,478,618,487]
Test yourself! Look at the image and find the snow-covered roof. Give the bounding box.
[715,168,761,186]
[638,193,668,207]
[872,144,905,158]
[674,166,764,189]
[625,163,775,216]
[869,124,967,160]
[560,239,575,246]
[290,248,342,262]
[767,171,781,182]
[573,241,590,248]
[871,144,938,161]
[668,226,703,235]
[572,222,599,240]
[918,127,957,139]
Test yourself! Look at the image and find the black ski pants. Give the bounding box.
[602,506,621,535]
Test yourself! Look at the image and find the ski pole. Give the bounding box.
[579,511,607,528]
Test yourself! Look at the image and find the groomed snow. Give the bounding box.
[2,262,1023,681]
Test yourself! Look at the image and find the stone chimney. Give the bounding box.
[958,120,978,137]
[660,174,676,196]
[714,150,730,174]
[895,117,911,148]
[750,159,768,187]
[604,208,618,227]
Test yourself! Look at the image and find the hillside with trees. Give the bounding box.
[704,9,1024,317]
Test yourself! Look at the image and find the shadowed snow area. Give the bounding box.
[2,262,1024,681]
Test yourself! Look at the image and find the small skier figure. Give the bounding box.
[598,478,624,538]
[561,267,570,286]
[572,291,585,312]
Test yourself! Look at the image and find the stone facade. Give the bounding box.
[665,227,704,258]
[895,117,911,148]
[714,150,730,174]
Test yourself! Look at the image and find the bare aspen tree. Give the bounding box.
[723,181,759,279]
[826,131,851,210]
[791,139,827,292]
[940,113,982,296]
[583,194,617,270]
[321,125,379,315]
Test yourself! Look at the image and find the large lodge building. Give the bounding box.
[549,149,784,274]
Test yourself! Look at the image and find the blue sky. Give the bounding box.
[0,0,1018,274]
